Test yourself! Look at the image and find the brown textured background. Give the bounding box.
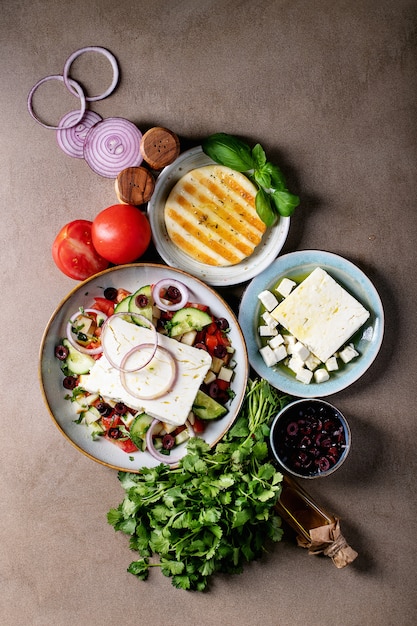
[1,1,416,624]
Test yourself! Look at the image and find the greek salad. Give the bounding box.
[55,279,236,463]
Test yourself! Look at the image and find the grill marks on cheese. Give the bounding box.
[164,165,266,266]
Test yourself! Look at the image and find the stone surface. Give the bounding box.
[1,1,416,624]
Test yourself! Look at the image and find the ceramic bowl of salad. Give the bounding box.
[269,398,351,479]
[39,263,249,472]
[147,146,290,287]
[238,250,384,398]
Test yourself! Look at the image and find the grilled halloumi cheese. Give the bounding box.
[164,165,266,266]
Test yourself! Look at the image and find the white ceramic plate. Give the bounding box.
[239,250,384,398]
[147,146,290,286]
[39,264,248,471]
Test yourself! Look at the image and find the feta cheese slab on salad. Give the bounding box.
[79,317,212,426]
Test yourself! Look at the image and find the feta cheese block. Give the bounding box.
[270,267,370,363]
[79,317,212,426]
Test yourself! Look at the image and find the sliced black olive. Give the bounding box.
[103,287,118,301]
[63,376,78,390]
[55,344,69,361]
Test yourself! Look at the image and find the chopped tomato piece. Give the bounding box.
[116,288,131,303]
[101,413,121,430]
[105,435,138,453]
[192,416,206,434]
[93,297,115,316]
[216,379,230,391]
[186,302,209,312]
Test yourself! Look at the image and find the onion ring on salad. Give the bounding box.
[152,278,189,312]
[119,344,177,400]
[145,418,195,465]
[100,312,158,373]
[66,308,107,355]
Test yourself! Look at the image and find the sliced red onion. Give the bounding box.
[27,74,86,130]
[120,344,177,400]
[83,117,143,178]
[66,308,107,355]
[145,419,195,465]
[62,46,119,102]
[152,278,190,312]
[56,110,102,158]
[100,312,158,372]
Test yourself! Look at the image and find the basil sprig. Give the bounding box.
[202,132,299,227]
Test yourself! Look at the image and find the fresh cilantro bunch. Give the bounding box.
[202,132,300,227]
[107,379,291,591]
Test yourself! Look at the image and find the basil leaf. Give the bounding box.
[265,162,286,190]
[271,190,300,217]
[254,166,271,190]
[255,188,276,227]
[251,143,267,169]
[202,133,255,172]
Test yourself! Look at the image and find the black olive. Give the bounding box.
[194,342,208,351]
[209,381,219,398]
[55,344,69,361]
[104,287,118,301]
[216,317,229,331]
[107,427,121,439]
[165,286,181,303]
[96,402,113,417]
[114,402,127,415]
[63,376,78,390]
[213,344,227,358]
[135,294,149,308]
[162,434,175,450]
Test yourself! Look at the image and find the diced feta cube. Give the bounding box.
[276,277,296,297]
[218,366,233,382]
[296,368,314,384]
[314,368,330,383]
[258,289,279,311]
[259,345,278,367]
[339,344,359,363]
[283,334,296,347]
[292,341,310,362]
[269,334,285,349]
[304,353,321,371]
[287,356,305,374]
[325,356,339,371]
[258,325,278,337]
[273,344,287,363]
[262,311,278,328]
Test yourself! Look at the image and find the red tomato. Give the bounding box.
[91,204,152,264]
[52,220,110,280]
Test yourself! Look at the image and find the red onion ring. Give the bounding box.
[56,110,102,158]
[83,117,143,178]
[152,278,190,312]
[66,308,107,355]
[145,418,195,465]
[27,74,86,130]
[119,344,177,400]
[100,312,158,372]
[62,46,119,102]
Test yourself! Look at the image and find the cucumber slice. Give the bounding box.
[129,285,153,324]
[169,307,212,338]
[192,390,228,420]
[129,412,153,449]
[114,295,132,320]
[62,339,95,375]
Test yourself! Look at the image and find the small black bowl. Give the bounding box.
[269,399,351,479]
